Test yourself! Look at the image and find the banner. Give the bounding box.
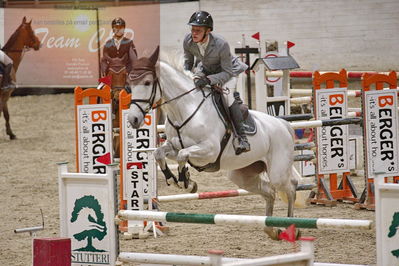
[2,4,159,87]
[315,88,349,174]
[364,90,399,178]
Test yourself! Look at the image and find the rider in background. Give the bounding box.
[0,49,16,90]
[100,17,138,90]
[183,10,250,155]
[101,17,138,156]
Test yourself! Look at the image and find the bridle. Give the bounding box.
[3,24,39,53]
[129,66,162,118]
[128,64,213,142]
[129,66,210,117]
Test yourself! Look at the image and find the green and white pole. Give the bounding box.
[117,210,373,231]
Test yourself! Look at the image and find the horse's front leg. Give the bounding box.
[176,141,218,193]
[154,140,179,188]
[2,92,16,140]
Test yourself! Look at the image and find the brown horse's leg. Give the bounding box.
[0,92,3,137]
[113,132,120,158]
[2,90,16,139]
[108,69,127,158]
[111,87,121,158]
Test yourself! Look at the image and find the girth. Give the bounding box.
[167,89,233,173]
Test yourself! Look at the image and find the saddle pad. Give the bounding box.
[243,113,256,135]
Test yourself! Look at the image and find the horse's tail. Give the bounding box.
[279,118,304,183]
[281,118,296,143]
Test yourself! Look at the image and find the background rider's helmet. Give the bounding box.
[188,11,213,31]
[112,17,126,27]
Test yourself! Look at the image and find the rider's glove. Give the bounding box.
[194,76,210,89]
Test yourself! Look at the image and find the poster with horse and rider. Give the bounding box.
[1,5,159,87]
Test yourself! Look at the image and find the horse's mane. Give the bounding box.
[159,49,195,89]
[2,24,23,52]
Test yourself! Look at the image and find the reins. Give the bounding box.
[167,89,212,149]
[129,66,222,149]
[152,87,197,109]
[153,84,228,109]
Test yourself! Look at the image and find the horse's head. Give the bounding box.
[20,17,41,51]
[127,46,160,128]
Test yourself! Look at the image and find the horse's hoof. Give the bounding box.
[263,227,281,240]
[179,181,198,193]
[189,181,198,193]
[295,229,302,240]
[172,181,181,189]
[275,228,283,240]
[9,134,16,140]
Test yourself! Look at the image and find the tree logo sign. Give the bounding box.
[388,212,399,258]
[70,195,110,264]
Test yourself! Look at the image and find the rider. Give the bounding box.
[183,11,250,155]
[100,17,138,86]
[101,17,138,156]
[0,49,16,90]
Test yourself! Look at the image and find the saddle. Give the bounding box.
[212,90,257,136]
[188,89,257,173]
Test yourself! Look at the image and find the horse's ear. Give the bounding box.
[28,19,32,25]
[148,46,160,66]
[22,16,27,23]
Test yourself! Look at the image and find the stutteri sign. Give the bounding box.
[58,163,118,266]
[375,176,399,265]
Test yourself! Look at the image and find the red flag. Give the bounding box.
[278,224,296,242]
[96,152,111,165]
[287,41,295,49]
[251,32,260,41]
[127,162,143,169]
[98,76,112,86]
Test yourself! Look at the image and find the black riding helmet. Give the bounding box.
[112,17,126,27]
[188,11,213,31]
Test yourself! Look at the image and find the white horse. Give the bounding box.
[127,47,300,239]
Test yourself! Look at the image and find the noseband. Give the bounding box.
[129,66,161,117]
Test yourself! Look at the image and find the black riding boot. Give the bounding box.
[229,100,251,155]
[3,63,15,89]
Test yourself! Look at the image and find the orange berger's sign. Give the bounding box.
[76,103,113,174]
[3,5,159,86]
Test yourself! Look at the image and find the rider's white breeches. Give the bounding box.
[0,50,13,65]
[223,77,237,107]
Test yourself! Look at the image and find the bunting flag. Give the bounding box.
[96,152,112,165]
[278,224,297,242]
[251,32,260,41]
[287,41,295,49]
[97,75,112,89]
[127,162,143,170]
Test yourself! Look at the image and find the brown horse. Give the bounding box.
[103,64,128,157]
[106,66,127,128]
[0,17,41,139]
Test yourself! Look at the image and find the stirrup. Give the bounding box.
[234,136,251,155]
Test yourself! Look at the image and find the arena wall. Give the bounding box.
[161,0,399,71]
